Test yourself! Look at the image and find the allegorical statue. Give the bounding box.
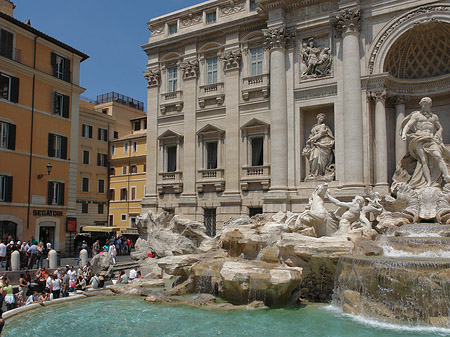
[394,97,450,189]
[301,38,332,78]
[302,113,335,181]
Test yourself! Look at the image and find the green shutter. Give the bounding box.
[47,181,53,205]
[63,58,71,82]
[4,176,12,202]
[61,136,68,159]
[48,133,54,157]
[59,183,65,205]
[10,76,19,103]
[8,123,15,150]
[50,52,57,77]
[62,95,70,118]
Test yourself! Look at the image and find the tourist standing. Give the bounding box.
[3,279,15,310]
[18,273,29,302]
[27,241,38,269]
[0,241,6,268]
[109,242,117,264]
[92,240,100,255]
[61,271,70,297]
[68,266,76,291]
[50,274,61,299]
[36,242,44,269]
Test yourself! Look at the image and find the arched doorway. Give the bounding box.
[0,221,17,242]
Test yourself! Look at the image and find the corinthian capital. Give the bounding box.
[263,27,295,50]
[143,69,161,87]
[368,89,386,102]
[334,9,361,35]
[222,50,242,70]
[179,60,199,79]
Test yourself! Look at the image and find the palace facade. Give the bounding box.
[141,0,450,231]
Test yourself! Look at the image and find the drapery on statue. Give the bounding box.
[302,113,335,181]
[394,97,450,189]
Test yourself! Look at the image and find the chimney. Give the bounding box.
[0,0,15,16]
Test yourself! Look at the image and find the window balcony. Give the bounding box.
[198,82,224,108]
[241,74,269,100]
[160,90,183,114]
[240,165,270,190]
[157,171,183,193]
[196,168,225,192]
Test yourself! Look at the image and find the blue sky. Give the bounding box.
[14,0,202,109]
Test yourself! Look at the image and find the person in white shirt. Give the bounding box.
[0,242,6,268]
[25,291,40,306]
[67,265,77,291]
[129,269,137,281]
[45,275,52,292]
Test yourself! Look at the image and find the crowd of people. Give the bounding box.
[0,236,52,271]
[0,263,107,311]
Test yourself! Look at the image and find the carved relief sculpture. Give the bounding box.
[143,69,161,87]
[393,97,450,189]
[179,60,199,79]
[302,113,335,181]
[300,38,332,78]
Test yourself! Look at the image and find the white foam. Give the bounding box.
[381,244,450,258]
[323,305,450,335]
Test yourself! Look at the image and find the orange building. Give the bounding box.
[0,2,88,255]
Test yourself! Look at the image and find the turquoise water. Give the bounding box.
[4,296,450,337]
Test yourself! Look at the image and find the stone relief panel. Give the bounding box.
[299,36,332,79]
[221,0,246,16]
[149,24,164,37]
[180,13,202,28]
[286,1,338,22]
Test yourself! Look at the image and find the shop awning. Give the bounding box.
[121,229,139,235]
[81,226,121,233]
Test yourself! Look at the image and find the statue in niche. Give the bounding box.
[302,113,335,181]
[393,97,450,189]
[301,38,332,78]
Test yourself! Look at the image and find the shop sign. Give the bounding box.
[32,209,63,217]
[66,217,77,232]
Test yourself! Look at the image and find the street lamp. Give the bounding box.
[37,162,53,179]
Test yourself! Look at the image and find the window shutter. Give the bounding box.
[89,126,92,138]
[51,52,57,77]
[47,181,53,205]
[4,176,12,202]
[59,183,65,205]
[10,76,19,103]
[1,29,13,59]
[98,128,101,140]
[61,136,68,159]
[48,133,55,157]
[63,58,71,82]
[52,90,56,114]
[62,95,70,118]
[97,153,101,166]
[8,123,15,150]
[82,125,85,137]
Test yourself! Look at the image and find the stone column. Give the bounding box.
[264,27,293,191]
[142,68,161,212]
[393,96,409,164]
[223,50,242,195]
[181,59,199,200]
[335,9,364,187]
[369,89,388,188]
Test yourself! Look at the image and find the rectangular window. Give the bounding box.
[0,28,14,60]
[124,142,129,154]
[0,72,19,103]
[143,119,147,129]
[206,11,216,24]
[120,188,127,201]
[130,187,136,200]
[122,165,127,175]
[98,204,104,214]
[134,121,140,131]
[53,91,69,118]
[51,52,70,82]
[167,67,177,93]
[81,202,88,214]
[206,58,218,85]
[168,23,177,34]
[206,141,218,169]
[249,207,263,217]
[82,124,92,138]
[82,150,90,165]
[250,0,257,11]
[97,153,108,167]
[109,214,113,226]
[121,214,126,221]
[82,177,89,192]
[130,165,137,174]
[98,179,105,193]
[250,48,263,76]
[204,208,216,237]
[166,146,177,172]
[251,137,264,166]
[130,217,137,227]
[98,128,107,141]
[132,141,137,153]
[47,181,64,205]
[114,131,118,139]
[48,133,67,159]
[110,167,115,176]
[0,175,13,202]
[111,145,115,155]
[108,189,115,201]
[0,121,15,150]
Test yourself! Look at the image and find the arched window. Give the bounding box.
[0,221,17,242]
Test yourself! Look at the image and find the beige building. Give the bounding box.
[141,0,450,232]
[109,116,147,234]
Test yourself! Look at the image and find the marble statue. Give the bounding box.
[325,192,365,235]
[297,183,335,236]
[302,113,335,181]
[395,97,450,189]
[301,38,332,78]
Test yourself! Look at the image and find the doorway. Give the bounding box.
[39,222,55,247]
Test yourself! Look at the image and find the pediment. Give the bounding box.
[158,129,183,141]
[196,124,225,136]
[241,118,269,131]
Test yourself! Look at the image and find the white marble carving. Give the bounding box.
[300,38,332,78]
[302,113,335,181]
